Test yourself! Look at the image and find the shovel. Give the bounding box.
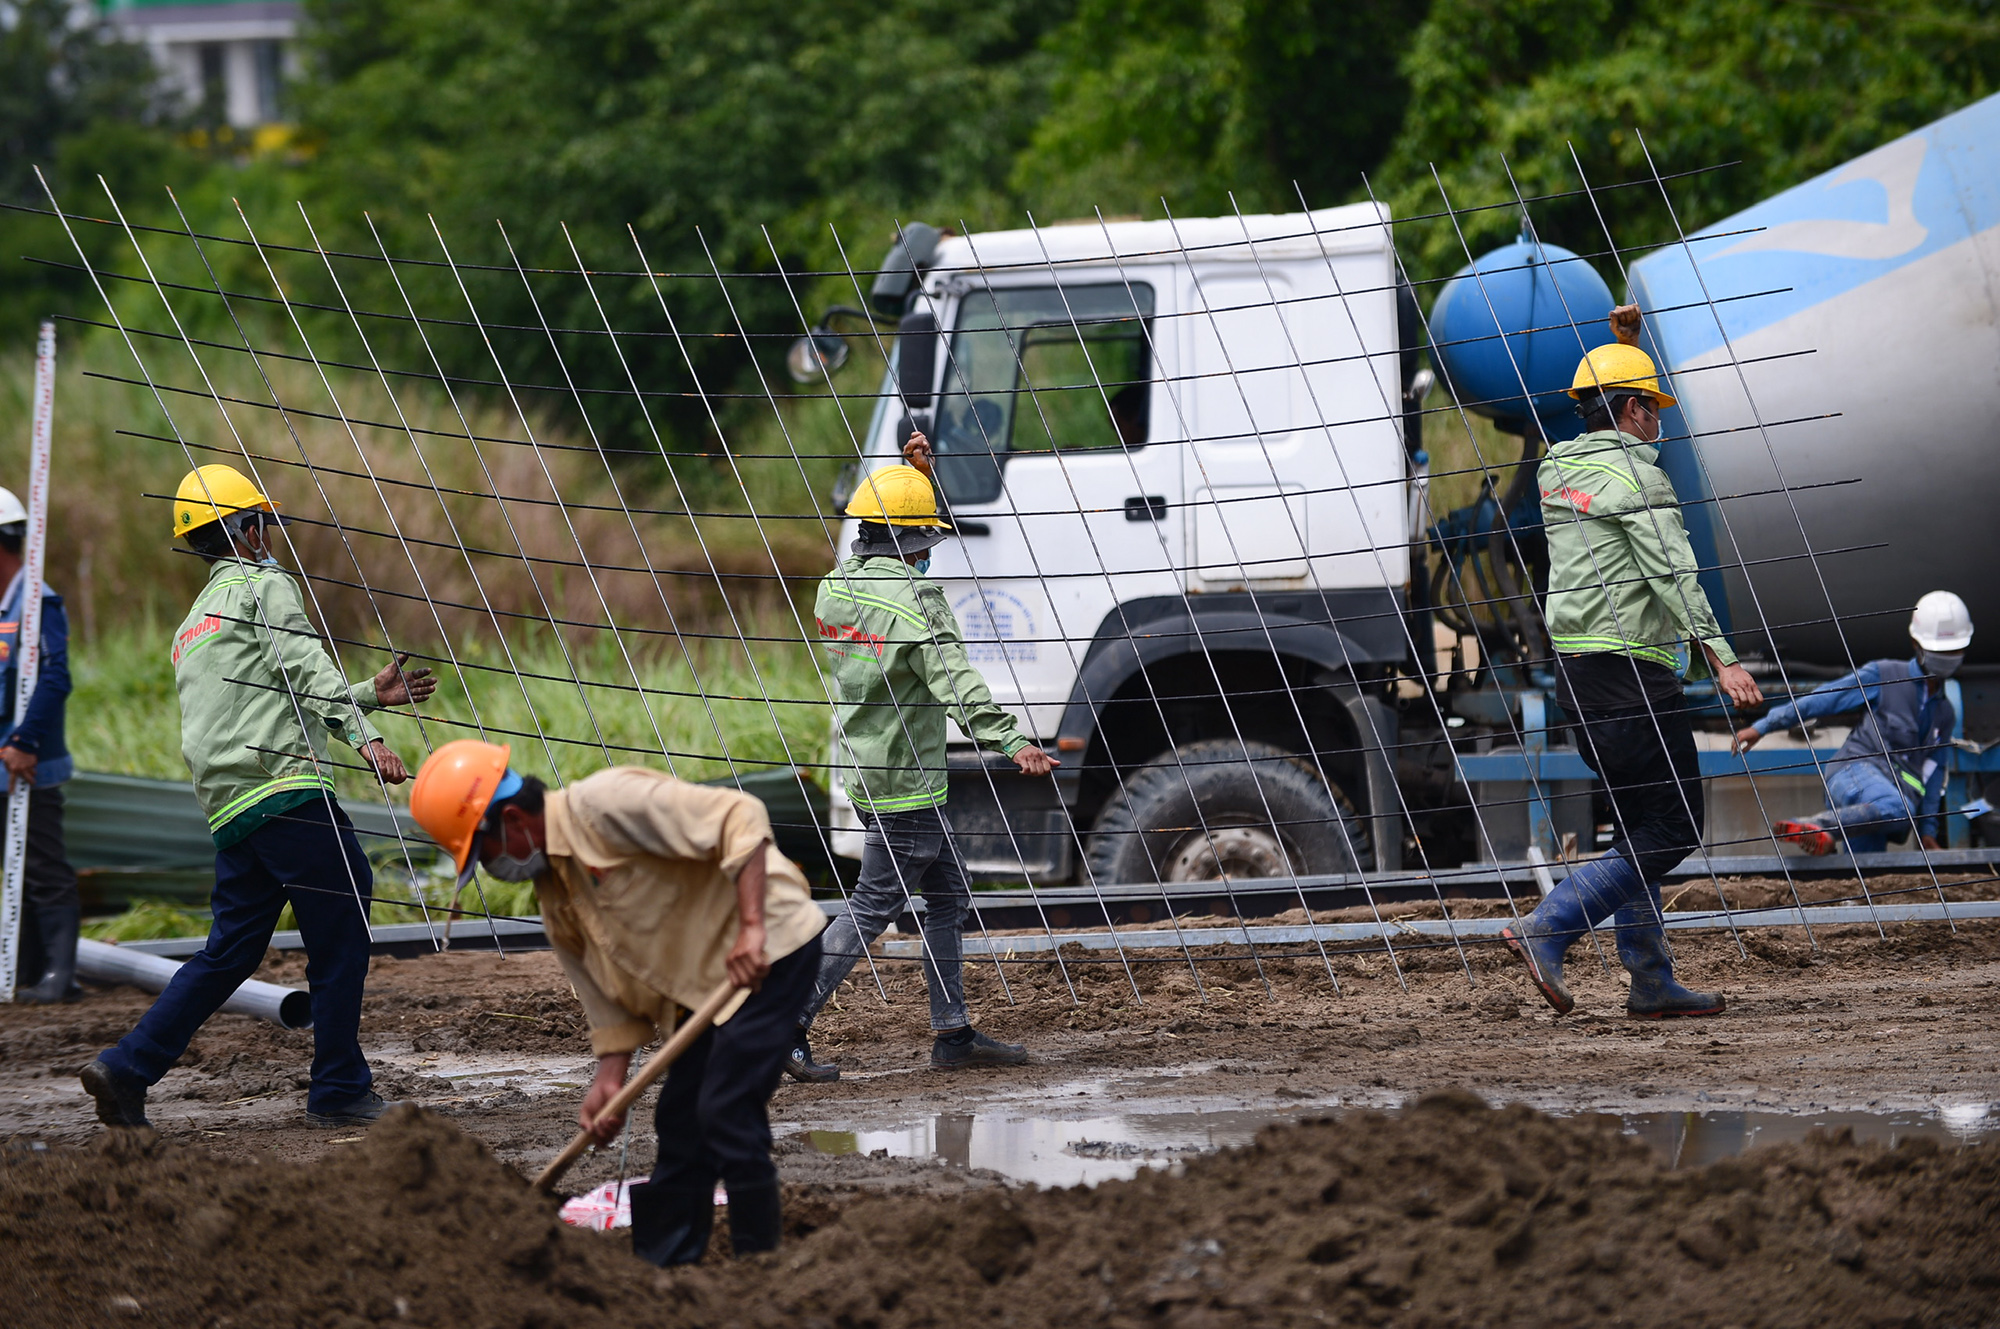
[533,979,739,1192]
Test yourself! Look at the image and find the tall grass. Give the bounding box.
[0,328,885,651]
[69,612,836,797]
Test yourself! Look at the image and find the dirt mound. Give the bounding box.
[8,1096,2000,1327]
[1,1106,665,1327]
[683,1090,2000,1329]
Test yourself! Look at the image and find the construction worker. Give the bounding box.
[80,464,435,1129]
[408,741,826,1266]
[1739,591,1971,855]
[786,435,1057,1083]
[0,486,80,1004]
[1501,311,1764,1019]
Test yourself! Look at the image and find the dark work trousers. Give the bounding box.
[650,936,821,1195]
[1572,702,1705,883]
[18,784,79,978]
[99,797,374,1113]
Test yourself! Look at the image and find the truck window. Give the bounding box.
[933,283,1155,505]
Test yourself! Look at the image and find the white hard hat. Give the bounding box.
[1910,590,1974,652]
[0,488,23,528]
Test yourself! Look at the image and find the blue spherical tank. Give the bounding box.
[1429,241,1615,440]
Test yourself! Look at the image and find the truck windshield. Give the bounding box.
[933,282,1155,505]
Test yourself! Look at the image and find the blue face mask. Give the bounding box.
[913,557,931,576]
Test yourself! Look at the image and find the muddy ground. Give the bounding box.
[2,874,1996,1202]
[9,1095,1999,1327]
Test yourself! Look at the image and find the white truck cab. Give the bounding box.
[822,206,1423,887]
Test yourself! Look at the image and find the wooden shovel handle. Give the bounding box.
[532,979,740,1192]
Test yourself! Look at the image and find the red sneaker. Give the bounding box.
[1772,819,1835,856]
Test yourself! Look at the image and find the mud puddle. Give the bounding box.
[789,1095,2000,1187]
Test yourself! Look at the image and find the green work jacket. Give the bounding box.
[172,559,383,845]
[1538,430,1737,678]
[815,556,1030,814]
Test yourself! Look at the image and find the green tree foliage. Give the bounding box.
[1377,0,2000,286]
[287,0,1073,450]
[0,0,197,333]
[1013,0,1431,218]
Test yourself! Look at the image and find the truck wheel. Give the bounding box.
[1083,739,1367,885]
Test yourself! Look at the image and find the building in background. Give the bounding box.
[98,1,300,130]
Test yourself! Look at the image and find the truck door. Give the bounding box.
[1181,265,1407,594]
[924,280,1183,739]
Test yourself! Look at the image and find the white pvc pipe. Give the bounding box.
[75,938,313,1029]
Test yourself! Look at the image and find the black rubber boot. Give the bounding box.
[784,1028,839,1083]
[80,1058,151,1128]
[17,902,80,1004]
[307,1090,396,1128]
[931,1027,1028,1069]
[725,1181,783,1257]
[1616,882,1726,1019]
[628,1181,714,1267]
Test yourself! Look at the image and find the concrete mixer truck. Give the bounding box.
[795,90,2000,904]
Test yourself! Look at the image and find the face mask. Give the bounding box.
[913,557,932,576]
[1920,649,1964,679]
[483,848,547,881]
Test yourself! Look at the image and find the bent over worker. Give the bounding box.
[787,436,1057,1082]
[410,742,826,1266]
[1502,313,1764,1019]
[1739,591,1970,855]
[81,465,434,1129]
[0,485,83,1004]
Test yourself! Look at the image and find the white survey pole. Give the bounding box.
[0,321,54,1000]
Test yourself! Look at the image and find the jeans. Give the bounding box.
[99,797,375,1112]
[1821,761,1919,852]
[801,806,969,1031]
[650,937,821,1193]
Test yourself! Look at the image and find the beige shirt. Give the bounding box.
[533,767,826,1056]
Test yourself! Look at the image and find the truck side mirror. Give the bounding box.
[897,311,937,410]
[869,222,943,317]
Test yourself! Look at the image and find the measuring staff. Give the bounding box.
[411,741,826,1265]
[0,485,80,1004]
[80,465,434,1129]
[786,437,1057,1083]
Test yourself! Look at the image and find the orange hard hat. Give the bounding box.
[410,739,513,885]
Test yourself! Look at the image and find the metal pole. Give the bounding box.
[1,320,54,1001]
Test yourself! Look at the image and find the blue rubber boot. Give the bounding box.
[1614,881,1726,1019]
[1501,850,1646,1016]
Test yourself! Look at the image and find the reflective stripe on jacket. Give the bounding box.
[1539,430,1737,678]
[814,555,1029,813]
[173,559,383,836]
[0,573,72,786]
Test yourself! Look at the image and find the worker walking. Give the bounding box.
[1502,313,1764,1018]
[1739,591,1971,855]
[786,436,1057,1082]
[0,486,81,1004]
[80,465,434,1129]
[409,741,826,1266]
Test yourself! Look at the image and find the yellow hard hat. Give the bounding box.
[1566,343,1676,409]
[172,464,280,537]
[843,464,953,530]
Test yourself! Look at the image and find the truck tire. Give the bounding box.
[1083,739,1367,886]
